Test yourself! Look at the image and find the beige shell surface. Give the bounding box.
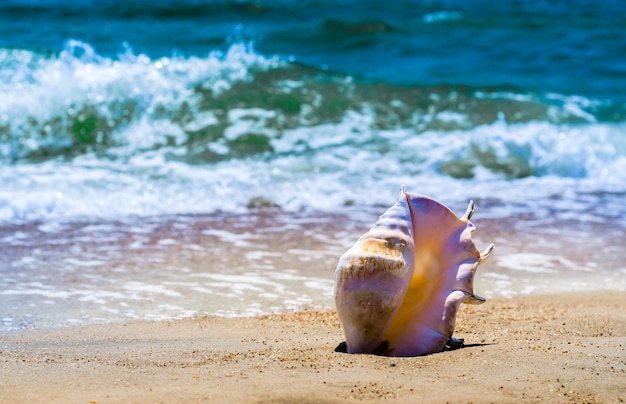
[334,187,493,356]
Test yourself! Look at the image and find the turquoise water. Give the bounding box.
[1,0,625,223]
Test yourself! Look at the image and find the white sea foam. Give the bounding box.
[496,253,592,274]
[1,117,625,224]
[63,258,106,267]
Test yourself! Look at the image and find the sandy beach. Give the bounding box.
[1,291,624,403]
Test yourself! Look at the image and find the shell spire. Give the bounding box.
[334,187,493,356]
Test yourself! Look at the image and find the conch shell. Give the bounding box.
[334,187,493,356]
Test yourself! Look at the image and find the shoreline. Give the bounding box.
[3,210,625,334]
[1,292,624,403]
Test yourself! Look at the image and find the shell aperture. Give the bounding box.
[334,188,493,356]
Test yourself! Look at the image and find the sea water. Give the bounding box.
[1,0,625,332]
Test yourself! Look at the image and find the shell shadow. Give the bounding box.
[334,339,495,356]
[335,341,348,353]
[443,339,495,352]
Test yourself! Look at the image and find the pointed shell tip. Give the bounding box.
[461,200,475,221]
[480,243,495,263]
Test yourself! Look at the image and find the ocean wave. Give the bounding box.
[0,40,280,160]
[1,110,625,223]
[2,39,624,164]
[1,40,626,223]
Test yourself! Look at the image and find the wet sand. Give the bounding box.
[2,210,625,333]
[1,291,624,403]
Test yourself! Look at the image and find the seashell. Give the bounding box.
[334,186,493,356]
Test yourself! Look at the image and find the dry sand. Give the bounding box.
[1,292,624,403]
